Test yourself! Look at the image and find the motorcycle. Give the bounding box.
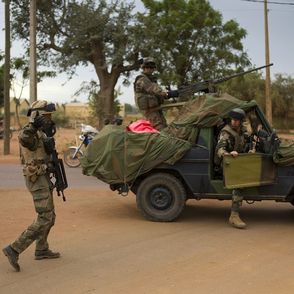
[63,124,99,168]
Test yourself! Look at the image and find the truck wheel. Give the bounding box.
[136,173,186,222]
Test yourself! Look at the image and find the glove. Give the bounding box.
[167,90,179,98]
[32,115,46,129]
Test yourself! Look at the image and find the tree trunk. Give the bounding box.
[15,99,21,129]
[96,86,115,128]
[93,65,120,128]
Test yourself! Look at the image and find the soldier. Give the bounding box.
[2,100,60,272]
[134,57,178,131]
[215,108,247,229]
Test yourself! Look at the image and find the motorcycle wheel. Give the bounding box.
[63,148,83,168]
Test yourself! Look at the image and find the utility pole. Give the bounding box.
[264,0,272,125]
[3,0,11,155]
[29,0,37,104]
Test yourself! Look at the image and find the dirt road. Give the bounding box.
[1,167,294,293]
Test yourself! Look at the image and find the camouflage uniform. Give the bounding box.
[134,73,167,131]
[216,124,246,160]
[10,123,55,254]
[3,101,60,272]
[216,122,247,229]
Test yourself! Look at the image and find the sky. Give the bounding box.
[1,0,294,105]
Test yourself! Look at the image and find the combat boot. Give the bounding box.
[35,249,60,260]
[229,211,247,229]
[2,245,20,272]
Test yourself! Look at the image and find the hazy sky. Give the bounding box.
[1,0,294,105]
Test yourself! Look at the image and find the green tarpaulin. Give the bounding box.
[273,140,294,166]
[162,93,257,142]
[81,93,294,184]
[80,125,192,184]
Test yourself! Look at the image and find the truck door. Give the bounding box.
[223,153,277,189]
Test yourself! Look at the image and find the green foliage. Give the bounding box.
[10,0,141,77]
[220,72,266,109]
[138,0,250,86]
[13,0,292,130]
[10,56,56,83]
[271,74,294,128]
[220,72,294,129]
[124,103,138,114]
[10,0,250,122]
[11,0,142,122]
[52,109,69,127]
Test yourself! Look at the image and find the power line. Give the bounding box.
[242,0,294,5]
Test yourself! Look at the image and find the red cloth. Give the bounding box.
[127,119,159,133]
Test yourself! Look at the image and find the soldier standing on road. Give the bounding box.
[3,100,60,272]
[215,108,248,229]
[134,57,178,131]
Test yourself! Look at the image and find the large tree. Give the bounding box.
[138,0,250,86]
[11,0,251,124]
[11,0,142,125]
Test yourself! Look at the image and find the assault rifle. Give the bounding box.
[177,63,273,97]
[44,137,68,201]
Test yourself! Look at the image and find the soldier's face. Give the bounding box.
[143,67,155,74]
[231,118,241,129]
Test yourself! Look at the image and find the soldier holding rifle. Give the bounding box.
[3,100,67,272]
[134,57,179,131]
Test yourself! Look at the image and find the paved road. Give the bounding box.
[0,164,107,188]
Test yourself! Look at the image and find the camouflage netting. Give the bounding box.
[80,125,192,184]
[80,93,293,184]
[162,93,257,142]
[273,140,294,166]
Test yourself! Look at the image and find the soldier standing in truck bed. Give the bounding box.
[133,57,169,131]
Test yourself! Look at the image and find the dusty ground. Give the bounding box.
[0,130,294,294]
[1,187,294,294]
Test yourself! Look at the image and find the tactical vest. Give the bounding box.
[134,74,162,111]
[20,130,50,165]
[221,124,245,153]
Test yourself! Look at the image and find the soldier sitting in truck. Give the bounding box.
[215,108,248,229]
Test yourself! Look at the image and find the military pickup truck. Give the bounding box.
[81,93,294,222]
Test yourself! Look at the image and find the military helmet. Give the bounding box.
[228,108,246,120]
[27,100,56,121]
[141,57,156,69]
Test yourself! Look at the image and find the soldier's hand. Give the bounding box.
[230,151,239,157]
[32,115,46,129]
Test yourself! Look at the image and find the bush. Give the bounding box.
[273,116,294,130]
[52,110,70,127]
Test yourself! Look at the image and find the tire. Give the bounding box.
[136,173,186,222]
[63,148,82,168]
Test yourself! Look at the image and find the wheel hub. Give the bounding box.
[150,187,173,210]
